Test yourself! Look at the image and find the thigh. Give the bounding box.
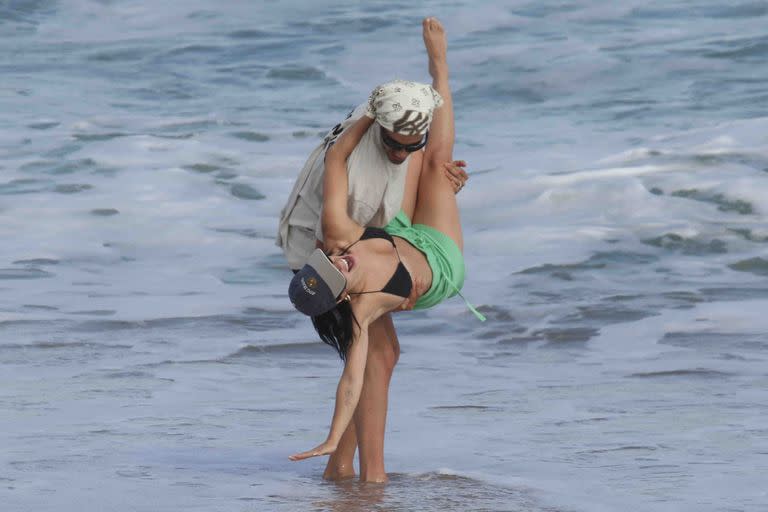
[377,313,400,364]
[411,158,463,251]
[367,314,399,368]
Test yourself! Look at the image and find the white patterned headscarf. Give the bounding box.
[364,79,444,136]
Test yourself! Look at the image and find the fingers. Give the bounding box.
[443,161,468,193]
[288,450,319,461]
[401,275,429,311]
[289,443,335,461]
[446,161,469,180]
[443,168,462,190]
[444,169,462,186]
[443,161,469,181]
[402,290,418,311]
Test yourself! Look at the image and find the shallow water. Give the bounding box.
[2,1,768,511]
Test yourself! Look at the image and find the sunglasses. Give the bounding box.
[380,127,428,153]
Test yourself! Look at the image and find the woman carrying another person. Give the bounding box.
[287,17,484,481]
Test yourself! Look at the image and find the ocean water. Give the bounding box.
[2,1,768,511]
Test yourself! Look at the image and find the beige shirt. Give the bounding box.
[276,103,410,269]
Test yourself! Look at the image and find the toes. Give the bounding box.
[422,16,444,34]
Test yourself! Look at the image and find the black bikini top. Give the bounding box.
[344,227,413,299]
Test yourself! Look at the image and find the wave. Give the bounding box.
[226,341,329,360]
[0,268,53,279]
[660,331,768,351]
[266,65,330,82]
[72,311,298,333]
[627,368,732,378]
[642,233,728,255]
[729,257,768,276]
[704,35,768,60]
[519,251,659,278]
[0,341,131,351]
[429,405,503,412]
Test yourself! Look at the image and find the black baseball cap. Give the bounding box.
[288,249,347,316]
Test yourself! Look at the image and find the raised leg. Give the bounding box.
[400,149,424,219]
[411,17,463,251]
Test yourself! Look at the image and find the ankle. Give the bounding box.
[359,469,388,483]
[430,64,449,81]
[323,462,356,481]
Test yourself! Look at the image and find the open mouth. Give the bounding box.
[338,255,355,273]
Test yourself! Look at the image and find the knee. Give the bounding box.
[382,341,399,372]
[391,340,400,367]
[382,333,400,370]
[368,341,399,375]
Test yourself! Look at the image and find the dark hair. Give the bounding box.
[310,300,359,362]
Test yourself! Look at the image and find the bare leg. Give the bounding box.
[324,18,445,485]
[322,421,357,480]
[355,313,400,482]
[412,17,463,250]
[400,149,424,219]
[322,314,400,482]
[348,21,448,480]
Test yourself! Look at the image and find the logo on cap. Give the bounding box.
[301,277,317,295]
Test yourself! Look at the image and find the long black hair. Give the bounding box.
[310,300,359,362]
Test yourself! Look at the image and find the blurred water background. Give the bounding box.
[2,1,767,510]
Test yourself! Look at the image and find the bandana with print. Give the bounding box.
[364,79,444,136]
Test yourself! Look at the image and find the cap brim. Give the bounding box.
[306,249,347,299]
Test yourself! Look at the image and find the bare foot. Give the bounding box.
[422,17,448,80]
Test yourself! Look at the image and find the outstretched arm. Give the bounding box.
[289,320,370,461]
[321,116,372,252]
